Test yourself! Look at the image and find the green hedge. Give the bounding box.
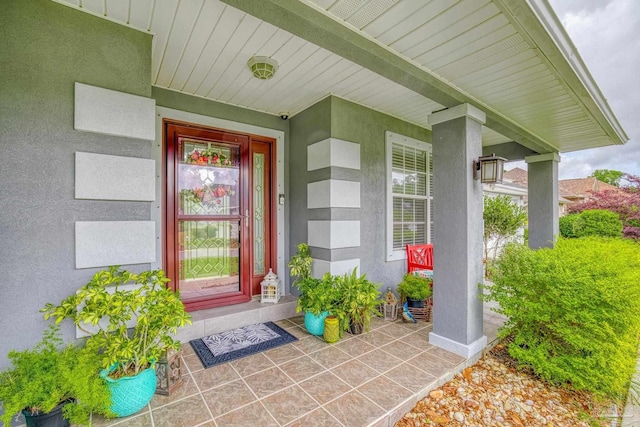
[558,214,580,238]
[559,209,622,239]
[483,237,640,399]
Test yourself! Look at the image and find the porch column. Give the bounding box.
[427,104,487,358]
[525,153,560,249]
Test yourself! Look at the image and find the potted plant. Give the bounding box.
[335,268,381,335]
[288,242,312,287]
[0,325,111,427]
[41,267,192,418]
[288,243,342,335]
[397,274,433,308]
[295,274,339,336]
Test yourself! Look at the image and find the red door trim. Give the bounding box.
[162,119,277,312]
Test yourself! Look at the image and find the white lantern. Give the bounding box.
[260,268,281,303]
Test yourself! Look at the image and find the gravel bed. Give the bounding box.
[395,342,612,426]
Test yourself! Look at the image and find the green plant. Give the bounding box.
[397,274,432,301]
[483,195,527,262]
[559,213,581,238]
[481,237,640,399]
[578,209,623,238]
[0,325,111,427]
[288,243,312,287]
[42,267,192,378]
[559,210,623,239]
[334,268,381,334]
[294,274,339,315]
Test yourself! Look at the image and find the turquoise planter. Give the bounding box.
[100,364,157,417]
[304,311,330,336]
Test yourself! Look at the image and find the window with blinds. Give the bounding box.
[386,132,433,261]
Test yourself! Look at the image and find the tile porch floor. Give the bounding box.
[85,307,504,427]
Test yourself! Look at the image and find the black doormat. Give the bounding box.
[190,322,298,368]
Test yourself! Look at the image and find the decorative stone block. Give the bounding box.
[75,152,155,201]
[74,82,155,140]
[307,138,360,171]
[75,221,156,268]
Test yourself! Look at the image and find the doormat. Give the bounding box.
[190,322,298,369]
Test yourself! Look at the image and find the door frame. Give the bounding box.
[153,107,285,309]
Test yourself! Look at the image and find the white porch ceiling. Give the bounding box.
[53,0,627,154]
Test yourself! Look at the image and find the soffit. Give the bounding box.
[304,0,627,152]
[52,0,625,154]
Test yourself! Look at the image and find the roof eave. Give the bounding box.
[498,0,628,148]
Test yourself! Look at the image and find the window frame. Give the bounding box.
[385,131,433,262]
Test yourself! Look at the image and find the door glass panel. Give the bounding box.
[178,140,239,216]
[178,220,240,299]
[253,153,265,275]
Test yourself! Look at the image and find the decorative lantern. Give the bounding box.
[383,287,398,321]
[260,268,281,303]
[155,348,183,396]
[474,154,507,184]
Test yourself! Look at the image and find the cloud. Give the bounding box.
[547,0,640,178]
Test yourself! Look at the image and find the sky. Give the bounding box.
[509,0,640,179]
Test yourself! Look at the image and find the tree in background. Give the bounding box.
[483,195,527,263]
[568,173,640,239]
[591,169,624,187]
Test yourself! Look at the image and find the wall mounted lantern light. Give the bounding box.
[474,154,507,184]
[247,56,278,80]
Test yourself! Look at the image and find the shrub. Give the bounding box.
[559,214,580,238]
[559,209,622,239]
[483,195,527,261]
[578,209,622,238]
[567,173,640,239]
[482,237,640,399]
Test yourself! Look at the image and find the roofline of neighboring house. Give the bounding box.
[499,0,629,147]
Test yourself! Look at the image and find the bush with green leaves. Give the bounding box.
[558,214,581,238]
[483,195,527,262]
[0,325,111,427]
[578,209,623,238]
[560,209,623,239]
[482,237,640,399]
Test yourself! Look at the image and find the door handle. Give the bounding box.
[244,210,249,228]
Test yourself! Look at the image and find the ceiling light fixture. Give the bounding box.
[247,56,278,80]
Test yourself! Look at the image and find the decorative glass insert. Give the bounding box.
[253,153,265,275]
[178,220,240,300]
[178,140,240,216]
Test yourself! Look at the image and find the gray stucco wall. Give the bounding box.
[288,98,332,294]
[289,96,431,290]
[0,0,153,368]
[152,87,289,135]
[331,97,431,288]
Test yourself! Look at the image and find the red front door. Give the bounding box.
[164,121,276,311]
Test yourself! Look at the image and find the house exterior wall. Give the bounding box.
[0,0,290,370]
[0,0,152,368]
[289,96,431,290]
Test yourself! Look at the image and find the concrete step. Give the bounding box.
[176,295,298,343]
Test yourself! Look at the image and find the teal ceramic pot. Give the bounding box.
[100,364,157,417]
[304,311,330,336]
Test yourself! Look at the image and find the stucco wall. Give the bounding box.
[0,0,152,368]
[288,97,332,294]
[330,97,431,288]
[290,96,431,290]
